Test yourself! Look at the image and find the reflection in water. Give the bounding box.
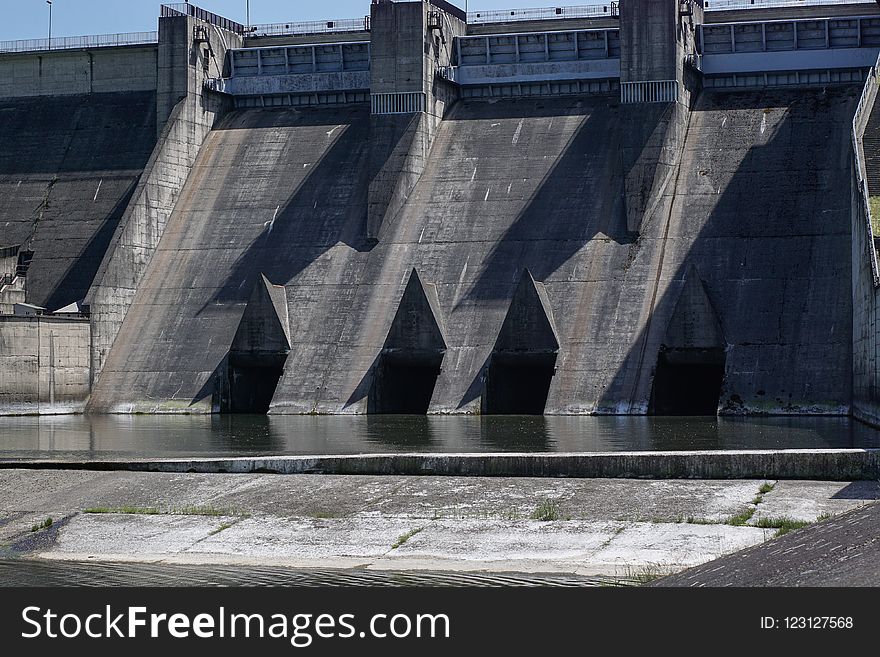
[364,416,435,449]
[480,416,551,451]
[0,414,879,461]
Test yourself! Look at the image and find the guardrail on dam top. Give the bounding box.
[0,31,157,54]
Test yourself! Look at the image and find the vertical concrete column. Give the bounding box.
[367,0,466,242]
[618,0,703,235]
[86,12,242,391]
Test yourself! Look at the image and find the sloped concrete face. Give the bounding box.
[88,106,372,414]
[88,86,856,417]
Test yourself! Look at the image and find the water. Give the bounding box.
[0,415,879,461]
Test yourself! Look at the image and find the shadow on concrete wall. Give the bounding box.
[598,87,855,416]
[0,91,157,309]
[458,97,644,305]
[201,106,373,310]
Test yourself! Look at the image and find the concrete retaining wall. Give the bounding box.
[0,46,157,98]
[0,316,90,414]
[6,449,880,480]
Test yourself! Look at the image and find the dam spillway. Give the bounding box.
[0,0,878,422]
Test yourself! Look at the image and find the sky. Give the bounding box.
[1,0,563,42]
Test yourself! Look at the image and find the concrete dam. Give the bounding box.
[1,0,879,421]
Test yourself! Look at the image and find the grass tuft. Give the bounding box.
[758,482,776,495]
[30,517,53,533]
[753,517,811,537]
[727,508,756,527]
[531,499,564,522]
[391,527,424,550]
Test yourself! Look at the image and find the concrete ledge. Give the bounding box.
[3,449,880,480]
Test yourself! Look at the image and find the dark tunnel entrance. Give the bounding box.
[649,348,726,416]
[483,352,557,415]
[226,354,287,414]
[369,353,443,415]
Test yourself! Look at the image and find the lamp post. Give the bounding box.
[247,0,250,27]
[46,1,52,50]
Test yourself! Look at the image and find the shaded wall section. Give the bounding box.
[0,91,156,311]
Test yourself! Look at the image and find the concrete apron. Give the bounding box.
[4,448,880,480]
[3,470,876,580]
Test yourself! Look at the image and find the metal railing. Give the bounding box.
[704,0,876,11]
[621,79,679,103]
[853,50,880,285]
[468,4,618,24]
[160,3,245,34]
[371,92,426,114]
[0,31,157,54]
[248,17,370,38]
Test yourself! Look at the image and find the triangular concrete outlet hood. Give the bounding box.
[231,274,291,356]
[494,269,559,353]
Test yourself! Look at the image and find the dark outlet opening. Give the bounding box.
[649,348,726,416]
[369,353,443,415]
[225,355,286,414]
[483,352,557,416]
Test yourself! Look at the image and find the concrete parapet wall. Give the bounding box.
[0,316,90,414]
[209,70,370,96]
[0,46,157,98]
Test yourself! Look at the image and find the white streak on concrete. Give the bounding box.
[512,119,524,145]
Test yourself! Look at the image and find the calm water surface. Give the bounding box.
[1,415,879,461]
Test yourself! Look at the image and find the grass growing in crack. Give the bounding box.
[727,508,756,527]
[84,506,246,518]
[531,499,566,522]
[817,512,833,522]
[391,527,424,550]
[85,506,161,515]
[623,563,670,585]
[758,482,776,495]
[208,521,237,537]
[754,517,811,537]
[30,518,52,533]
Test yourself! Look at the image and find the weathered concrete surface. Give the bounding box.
[86,15,242,386]
[3,470,869,576]
[84,84,857,413]
[654,500,880,586]
[609,88,857,415]
[0,91,156,311]
[0,316,90,414]
[87,105,371,413]
[6,449,880,481]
